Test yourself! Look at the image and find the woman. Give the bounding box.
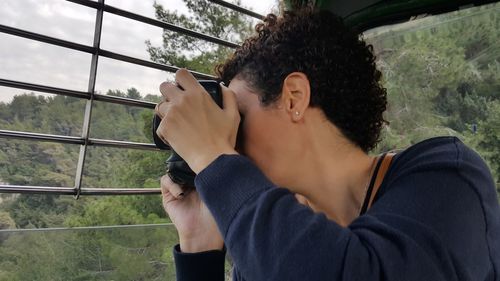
[155,8,500,281]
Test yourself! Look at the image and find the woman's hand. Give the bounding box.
[161,175,224,253]
[155,69,240,174]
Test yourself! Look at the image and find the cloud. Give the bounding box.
[0,32,91,92]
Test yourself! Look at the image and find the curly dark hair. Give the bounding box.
[215,8,387,152]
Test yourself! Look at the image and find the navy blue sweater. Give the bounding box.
[174,137,500,280]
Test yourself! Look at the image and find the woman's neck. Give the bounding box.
[292,118,377,226]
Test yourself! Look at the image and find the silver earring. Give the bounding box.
[295,111,300,116]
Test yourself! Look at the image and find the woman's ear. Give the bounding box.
[282,72,311,122]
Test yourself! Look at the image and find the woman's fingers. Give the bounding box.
[155,100,169,119]
[162,189,175,206]
[155,68,239,173]
[161,175,185,199]
[156,82,181,144]
[159,81,182,103]
[170,183,185,199]
[175,68,203,92]
[220,83,239,118]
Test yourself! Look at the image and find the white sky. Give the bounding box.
[0,0,279,103]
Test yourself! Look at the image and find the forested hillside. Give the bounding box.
[368,3,500,190]
[0,1,498,280]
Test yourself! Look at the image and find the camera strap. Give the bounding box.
[359,152,396,215]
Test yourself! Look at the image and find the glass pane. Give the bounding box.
[0,139,79,187]
[0,88,86,136]
[82,146,169,188]
[0,225,233,280]
[89,100,153,143]
[0,33,91,92]
[364,3,500,191]
[0,194,167,229]
[0,225,177,280]
[100,13,163,61]
[0,0,95,45]
[95,57,168,101]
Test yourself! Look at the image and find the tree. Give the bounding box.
[373,4,499,168]
[463,100,500,193]
[146,0,252,74]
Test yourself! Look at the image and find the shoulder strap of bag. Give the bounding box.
[359,152,396,215]
[366,152,395,210]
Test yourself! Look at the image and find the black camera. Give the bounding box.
[152,80,223,187]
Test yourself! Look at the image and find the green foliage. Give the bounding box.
[463,100,500,190]
[146,0,252,74]
[0,226,178,281]
[0,212,15,230]
[370,3,500,191]
[0,211,15,243]
[0,90,170,231]
[65,196,167,228]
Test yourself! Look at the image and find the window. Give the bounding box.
[364,2,500,196]
[0,1,262,279]
[0,1,497,279]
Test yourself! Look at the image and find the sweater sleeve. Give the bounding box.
[194,151,495,281]
[173,244,226,281]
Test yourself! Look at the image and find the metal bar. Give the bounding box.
[207,0,265,19]
[0,185,77,195]
[0,129,162,151]
[0,78,157,109]
[89,138,159,151]
[0,223,174,234]
[0,185,161,196]
[88,1,104,94]
[94,93,156,109]
[0,78,89,99]
[80,187,161,195]
[0,23,94,53]
[74,0,105,198]
[0,130,84,145]
[66,0,240,48]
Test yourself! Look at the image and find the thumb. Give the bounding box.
[220,83,239,117]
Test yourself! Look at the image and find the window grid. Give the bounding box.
[0,0,263,196]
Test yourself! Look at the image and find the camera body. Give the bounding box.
[152,80,223,187]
